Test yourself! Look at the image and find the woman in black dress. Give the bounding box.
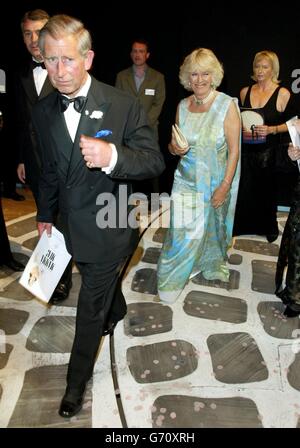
[233,50,291,242]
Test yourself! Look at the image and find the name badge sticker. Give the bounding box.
[145,89,155,96]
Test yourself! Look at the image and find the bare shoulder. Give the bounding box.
[278,86,290,100]
[240,86,249,104]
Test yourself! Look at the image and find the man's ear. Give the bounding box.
[85,50,95,70]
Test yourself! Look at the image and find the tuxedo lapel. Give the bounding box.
[21,69,38,105]
[125,69,137,95]
[67,80,111,181]
[47,94,73,172]
[39,76,54,99]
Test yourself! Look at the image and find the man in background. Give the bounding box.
[116,39,165,209]
[15,9,72,303]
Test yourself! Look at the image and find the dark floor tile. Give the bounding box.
[234,239,279,257]
[0,344,13,369]
[228,254,243,265]
[192,270,240,290]
[22,236,39,251]
[127,339,198,384]
[152,395,263,428]
[124,302,172,337]
[251,260,276,294]
[0,308,29,334]
[131,268,157,295]
[142,247,161,265]
[1,279,33,301]
[287,352,300,392]
[207,332,268,384]
[8,365,92,428]
[26,316,75,353]
[6,216,37,237]
[153,227,167,244]
[0,252,29,279]
[257,302,300,339]
[184,290,247,324]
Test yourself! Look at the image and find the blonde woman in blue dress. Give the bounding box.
[157,48,241,303]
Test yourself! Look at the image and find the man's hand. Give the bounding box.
[80,134,112,169]
[17,163,26,183]
[37,222,52,238]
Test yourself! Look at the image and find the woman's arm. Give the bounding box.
[211,100,240,208]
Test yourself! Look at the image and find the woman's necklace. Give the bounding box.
[193,89,215,106]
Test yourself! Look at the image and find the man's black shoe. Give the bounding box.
[49,282,72,304]
[266,233,279,243]
[58,394,83,418]
[1,258,25,272]
[283,306,300,318]
[2,191,25,201]
[102,320,118,336]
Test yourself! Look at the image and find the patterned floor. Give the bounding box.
[0,206,300,428]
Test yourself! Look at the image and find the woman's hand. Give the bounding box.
[253,125,270,137]
[288,143,300,161]
[168,135,189,157]
[211,182,230,208]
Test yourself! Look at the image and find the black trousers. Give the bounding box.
[275,179,300,312]
[66,257,127,393]
[0,197,13,263]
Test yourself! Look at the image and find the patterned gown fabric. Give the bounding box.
[233,86,283,237]
[157,93,240,303]
[275,178,300,311]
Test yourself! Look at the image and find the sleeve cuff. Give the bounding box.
[102,143,118,174]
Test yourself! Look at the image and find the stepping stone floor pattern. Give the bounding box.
[0,209,300,428]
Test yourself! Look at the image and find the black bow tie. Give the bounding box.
[59,95,86,113]
[32,60,45,69]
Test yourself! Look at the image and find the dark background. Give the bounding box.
[1,0,299,193]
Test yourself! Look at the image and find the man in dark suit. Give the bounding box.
[33,15,165,418]
[116,39,166,209]
[0,67,24,202]
[16,9,52,203]
[16,10,72,303]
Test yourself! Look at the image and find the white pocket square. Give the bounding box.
[90,110,103,119]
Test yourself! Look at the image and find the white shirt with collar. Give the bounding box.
[62,74,117,173]
[32,59,47,96]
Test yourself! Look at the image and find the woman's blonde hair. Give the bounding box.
[251,50,280,84]
[38,14,92,57]
[179,48,224,91]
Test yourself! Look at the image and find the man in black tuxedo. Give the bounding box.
[16,10,72,303]
[16,9,52,203]
[33,15,165,418]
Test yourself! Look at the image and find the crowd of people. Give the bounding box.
[0,8,299,419]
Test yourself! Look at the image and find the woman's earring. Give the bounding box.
[211,82,215,89]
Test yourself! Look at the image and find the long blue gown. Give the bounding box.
[157,92,240,303]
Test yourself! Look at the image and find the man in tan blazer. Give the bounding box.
[116,39,166,205]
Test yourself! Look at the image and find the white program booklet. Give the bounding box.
[19,227,72,302]
[286,116,300,172]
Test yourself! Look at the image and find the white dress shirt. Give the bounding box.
[32,62,48,96]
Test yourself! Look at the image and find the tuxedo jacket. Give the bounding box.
[115,66,165,129]
[15,61,54,188]
[32,77,165,263]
